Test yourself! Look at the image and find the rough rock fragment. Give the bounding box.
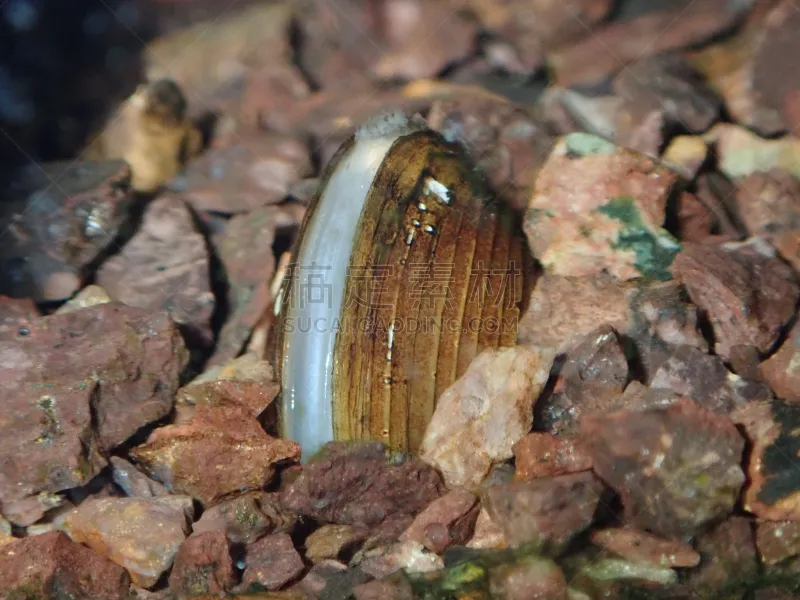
[399,488,479,554]
[580,399,746,537]
[0,531,131,600]
[488,555,568,600]
[358,540,444,578]
[56,284,112,314]
[756,521,800,566]
[760,320,800,404]
[513,433,593,481]
[239,533,304,591]
[0,296,38,339]
[650,344,772,414]
[662,136,709,181]
[419,346,556,490]
[425,94,555,211]
[61,496,192,588]
[733,399,800,520]
[670,241,799,359]
[590,528,700,568]
[305,525,369,563]
[704,124,800,180]
[192,491,296,545]
[464,0,614,74]
[131,402,300,507]
[209,205,278,366]
[282,441,444,527]
[373,1,477,81]
[178,352,280,418]
[672,191,714,243]
[481,472,603,554]
[736,169,800,270]
[525,133,680,281]
[110,456,168,498]
[613,53,721,134]
[688,517,758,594]
[0,160,132,301]
[169,531,235,596]
[97,195,215,347]
[353,576,415,600]
[0,303,185,508]
[579,558,677,588]
[466,508,508,550]
[176,133,312,213]
[550,0,752,88]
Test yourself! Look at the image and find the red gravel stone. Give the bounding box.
[239,533,305,591]
[169,531,235,595]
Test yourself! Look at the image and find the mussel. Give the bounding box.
[271,113,533,458]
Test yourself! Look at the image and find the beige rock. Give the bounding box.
[55,285,112,314]
[419,346,556,490]
[399,488,479,553]
[704,124,800,180]
[305,524,368,563]
[61,496,192,588]
[466,508,508,550]
[359,540,444,578]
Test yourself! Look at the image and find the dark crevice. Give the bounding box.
[288,16,322,93]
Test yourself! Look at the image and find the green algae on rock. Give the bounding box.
[525,133,680,281]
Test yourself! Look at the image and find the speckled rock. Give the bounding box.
[670,241,799,360]
[192,491,296,545]
[0,531,131,600]
[61,496,193,588]
[513,433,592,481]
[282,441,444,527]
[0,303,186,509]
[168,531,235,596]
[488,555,568,600]
[131,402,300,507]
[419,346,556,490]
[760,320,800,397]
[756,520,800,568]
[482,472,604,554]
[525,133,680,281]
[239,533,305,591]
[97,195,215,348]
[590,528,700,568]
[733,399,800,520]
[399,488,479,554]
[688,517,758,595]
[580,399,746,537]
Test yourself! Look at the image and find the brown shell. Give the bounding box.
[271,128,533,454]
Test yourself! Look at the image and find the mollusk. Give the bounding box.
[271,113,531,458]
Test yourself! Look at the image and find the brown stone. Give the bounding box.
[0,161,133,301]
[688,517,758,594]
[733,399,800,520]
[613,53,721,134]
[97,195,215,348]
[673,192,714,243]
[550,0,751,88]
[525,133,679,281]
[178,132,312,213]
[591,528,700,568]
[466,508,508,550]
[419,346,556,490]
[650,344,772,414]
[239,533,305,591]
[0,303,185,508]
[513,433,592,481]
[488,555,568,600]
[61,496,192,588]
[178,353,280,418]
[282,441,445,528]
[0,531,131,599]
[131,402,300,507]
[305,525,369,563]
[192,491,296,545]
[481,472,603,554]
[353,576,415,600]
[169,531,235,595]
[399,488,479,554]
[755,521,800,566]
[670,241,799,360]
[580,399,746,537]
[209,205,278,366]
[110,456,169,498]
